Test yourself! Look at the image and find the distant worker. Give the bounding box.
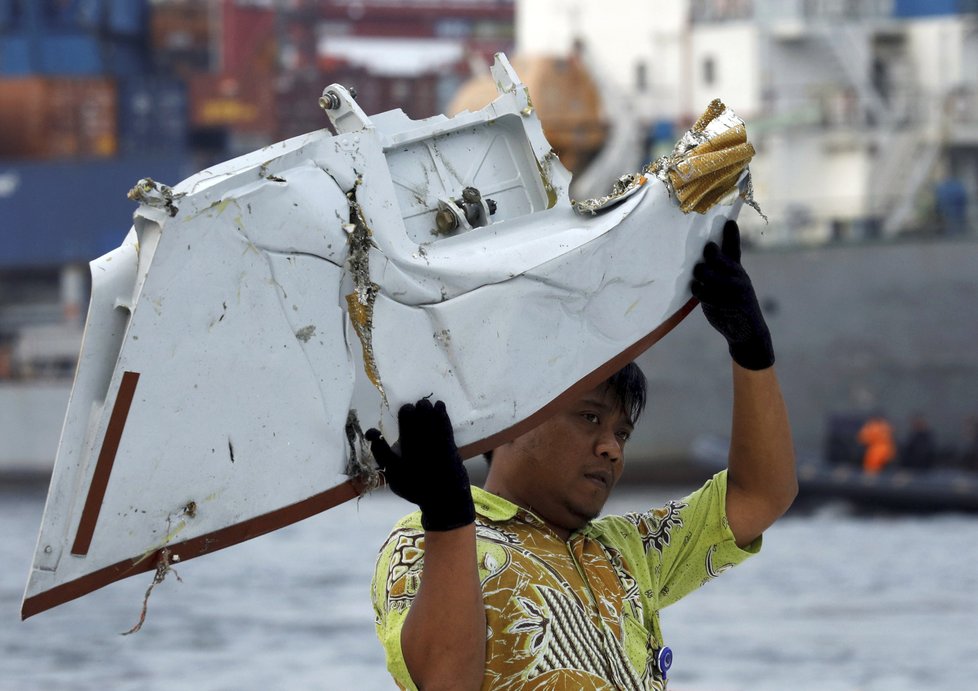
[959,415,978,473]
[900,413,937,471]
[858,415,896,475]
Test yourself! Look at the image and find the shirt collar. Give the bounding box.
[471,486,520,521]
[471,486,568,534]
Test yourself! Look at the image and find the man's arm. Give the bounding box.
[726,364,796,547]
[691,220,797,548]
[367,400,486,690]
[400,525,486,689]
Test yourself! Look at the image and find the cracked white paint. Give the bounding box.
[25,54,751,614]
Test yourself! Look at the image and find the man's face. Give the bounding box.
[488,382,634,538]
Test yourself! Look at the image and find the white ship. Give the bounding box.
[3,0,977,477]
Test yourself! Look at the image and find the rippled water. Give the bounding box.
[2,483,976,691]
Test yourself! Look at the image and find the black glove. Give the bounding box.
[691,220,775,370]
[365,399,475,532]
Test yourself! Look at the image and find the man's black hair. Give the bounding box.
[609,361,648,426]
[484,362,647,464]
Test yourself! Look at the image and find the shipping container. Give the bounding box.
[0,0,149,34]
[189,71,277,139]
[0,34,103,76]
[0,155,191,268]
[221,1,278,75]
[100,41,151,78]
[149,1,213,75]
[117,75,188,155]
[0,1,150,75]
[106,0,149,36]
[36,35,103,75]
[0,35,33,75]
[274,71,332,141]
[0,77,117,159]
[313,65,445,129]
[894,0,964,17]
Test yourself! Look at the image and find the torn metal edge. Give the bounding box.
[573,99,764,220]
[22,478,367,620]
[344,409,381,491]
[128,178,181,218]
[343,177,386,404]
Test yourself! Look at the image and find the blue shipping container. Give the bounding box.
[0,35,32,75]
[38,34,103,75]
[101,41,151,77]
[0,0,149,75]
[117,76,188,155]
[894,0,964,17]
[107,0,148,36]
[0,156,191,268]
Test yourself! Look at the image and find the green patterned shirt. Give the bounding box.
[372,470,760,690]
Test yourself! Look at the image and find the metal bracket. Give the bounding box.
[320,84,371,134]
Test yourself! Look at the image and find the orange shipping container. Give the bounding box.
[188,72,277,138]
[0,77,118,160]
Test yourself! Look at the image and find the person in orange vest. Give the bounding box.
[858,415,896,475]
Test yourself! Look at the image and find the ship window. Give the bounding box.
[702,56,716,85]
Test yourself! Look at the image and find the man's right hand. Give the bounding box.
[366,399,475,532]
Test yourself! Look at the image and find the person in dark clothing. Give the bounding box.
[900,414,937,471]
[959,416,978,473]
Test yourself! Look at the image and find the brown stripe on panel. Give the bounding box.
[71,370,141,556]
[23,477,366,620]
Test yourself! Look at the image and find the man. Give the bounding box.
[368,220,796,690]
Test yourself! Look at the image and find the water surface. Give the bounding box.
[2,484,975,690]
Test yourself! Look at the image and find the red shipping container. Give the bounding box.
[221,2,278,75]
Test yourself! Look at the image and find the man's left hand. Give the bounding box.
[691,220,775,370]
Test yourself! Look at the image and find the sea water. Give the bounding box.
[2,482,976,691]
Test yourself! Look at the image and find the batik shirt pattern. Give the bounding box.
[371,470,759,690]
